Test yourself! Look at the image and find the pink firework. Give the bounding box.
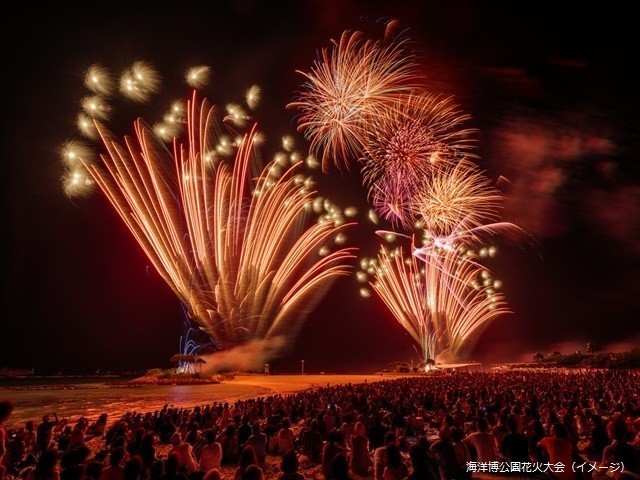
[369,174,417,230]
[288,22,422,172]
[362,92,478,229]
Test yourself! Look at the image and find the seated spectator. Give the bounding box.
[598,418,640,480]
[382,443,408,480]
[199,429,222,473]
[322,430,348,480]
[220,426,239,466]
[169,433,198,474]
[245,424,267,466]
[234,445,260,480]
[277,450,304,480]
[25,448,59,480]
[99,447,126,480]
[407,443,438,480]
[123,456,143,480]
[537,423,579,480]
[373,432,396,480]
[430,427,466,480]
[277,420,295,456]
[463,417,499,462]
[300,420,322,465]
[499,414,529,463]
[349,422,371,477]
[87,414,108,438]
[159,453,188,480]
[585,415,609,461]
[331,453,352,480]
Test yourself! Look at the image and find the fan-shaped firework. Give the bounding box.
[362,92,478,229]
[82,93,357,351]
[288,22,422,171]
[362,239,510,367]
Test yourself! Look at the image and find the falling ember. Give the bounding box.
[81,95,111,120]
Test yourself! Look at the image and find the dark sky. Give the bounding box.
[2,1,638,375]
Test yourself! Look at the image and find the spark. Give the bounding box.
[120,60,161,102]
[185,65,211,89]
[245,85,261,110]
[84,63,114,97]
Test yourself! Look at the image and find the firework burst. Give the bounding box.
[288,22,422,171]
[411,159,505,238]
[362,92,478,228]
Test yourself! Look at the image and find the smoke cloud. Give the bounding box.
[201,336,287,373]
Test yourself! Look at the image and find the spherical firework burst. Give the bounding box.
[412,158,505,238]
[288,21,422,172]
[362,92,478,228]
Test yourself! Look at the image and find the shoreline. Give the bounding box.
[1,373,413,430]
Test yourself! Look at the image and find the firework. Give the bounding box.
[412,159,506,236]
[362,239,510,366]
[84,63,114,96]
[288,22,422,171]
[362,92,478,229]
[245,85,261,110]
[82,92,357,352]
[185,65,211,89]
[60,140,96,197]
[119,60,161,102]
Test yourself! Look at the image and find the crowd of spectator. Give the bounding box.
[1,369,639,480]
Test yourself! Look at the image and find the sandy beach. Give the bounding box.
[1,372,578,480]
[2,373,414,429]
[222,372,411,394]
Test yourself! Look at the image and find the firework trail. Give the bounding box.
[361,92,478,229]
[288,21,422,172]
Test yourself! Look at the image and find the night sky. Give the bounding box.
[3,1,638,375]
